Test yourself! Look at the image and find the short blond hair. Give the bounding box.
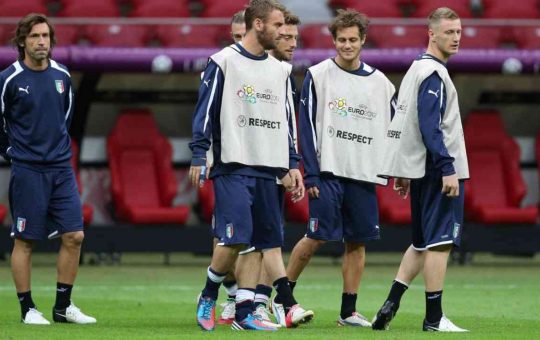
[428,7,460,28]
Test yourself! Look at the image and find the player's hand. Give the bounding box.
[442,173,459,197]
[393,178,410,199]
[189,164,210,188]
[307,186,320,199]
[281,169,305,203]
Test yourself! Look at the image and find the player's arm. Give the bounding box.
[64,75,75,130]
[188,60,223,187]
[418,71,458,197]
[298,71,321,198]
[0,75,10,161]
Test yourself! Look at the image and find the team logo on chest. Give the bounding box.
[55,80,65,94]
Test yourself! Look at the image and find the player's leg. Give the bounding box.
[9,164,50,324]
[49,168,94,324]
[212,237,238,325]
[252,265,273,323]
[338,180,378,327]
[286,237,324,290]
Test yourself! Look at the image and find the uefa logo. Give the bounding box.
[237,115,247,127]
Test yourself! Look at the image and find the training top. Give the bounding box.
[0,59,73,167]
[299,59,396,188]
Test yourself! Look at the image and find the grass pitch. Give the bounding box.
[1,253,539,339]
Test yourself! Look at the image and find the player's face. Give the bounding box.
[334,26,365,63]
[231,22,246,43]
[273,24,299,61]
[24,22,51,63]
[430,18,461,57]
[256,9,284,50]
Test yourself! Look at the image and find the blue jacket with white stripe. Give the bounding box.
[0,59,73,166]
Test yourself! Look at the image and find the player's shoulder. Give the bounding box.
[0,61,24,82]
[49,59,71,78]
[364,63,392,83]
[309,58,333,73]
[211,44,239,63]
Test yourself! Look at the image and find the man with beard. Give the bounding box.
[285,9,397,327]
[190,0,313,331]
[373,7,469,333]
[0,13,95,325]
[251,11,301,327]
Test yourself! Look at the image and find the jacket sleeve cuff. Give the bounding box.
[304,175,320,189]
[191,157,207,166]
[441,162,456,176]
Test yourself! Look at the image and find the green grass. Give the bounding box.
[1,253,539,339]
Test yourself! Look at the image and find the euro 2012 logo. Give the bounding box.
[328,98,347,116]
[237,85,257,104]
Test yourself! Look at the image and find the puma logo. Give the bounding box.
[18,86,29,94]
[428,89,439,98]
[203,79,211,88]
[300,97,307,106]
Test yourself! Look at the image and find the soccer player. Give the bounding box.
[283,9,396,327]
[372,7,469,332]
[231,10,246,43]
[252,11,300,325]
[190,0,312,331]
[0,14,95,325]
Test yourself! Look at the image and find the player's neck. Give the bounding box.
[23,57,48,71]
[241,33,266,57]
[426,46,450,63]
[334,55,360,71]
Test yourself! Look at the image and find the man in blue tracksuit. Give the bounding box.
[0,13,95,325]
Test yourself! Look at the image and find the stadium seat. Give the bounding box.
[0,204,6,225]
[346,0,404,17]
[411,0,474,18]
[197,181,214,223]
[54,25,81,46]
[156,24,220,47]
[513,26,540,49]
[300,25,335,49]
[377,179,412,225]
[482,0,540,18]
[71,141,94,226]
[459,26,506,49]
[107,109,190,224]
[200,0,248,17]
[131,0,190,17]
[59,0,120,17]
[368,25,427,48]
[464,110,538,224]
[84,25,150,47]
[0,0,48,17]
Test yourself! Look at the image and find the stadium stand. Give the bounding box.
[411,0,474,18]
[367,25,428,48]
[300,25,335,48]
[71,141,94,226]
[130,0,190,18]
[341,0,403,18]
[377,179,412,224]
[156,24,221,47]
[513,26,540,49]
[459,25,508,49]
[58,0,120,17]
[54,24,81,46]
[84,24,150,47]
[200,0,248,18]
[107,109,190,224]
[464,110,538,224]
[285,192,309,223]
[482,0,540,18]
[0,0,48,17]
[197,181,214,224]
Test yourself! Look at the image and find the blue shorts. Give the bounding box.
[9,164,83,240]
[213,174,284,250]
[410,173,464,250]
[306,177,380,243]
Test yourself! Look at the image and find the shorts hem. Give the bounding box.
[344,234,381,243]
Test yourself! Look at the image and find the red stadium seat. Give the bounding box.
[0,24,15,46]
[0,1,48,16]
[285,192,309,224]
[197,181,214,223]
[346,0,404,17]
[300,25,335,49]
[107,109,190,224]
[411,0,473,18]
[0,204,6,224]
[156,24,220,47]
[368,25,427,48]
[482,1,540,18]
[60,0,120,17]
[131,0,190,17]
[71,141,93,226]
[54,25,81,46]
[459,26,506,49]
[513,26,540,49]
[377,179,412,225]
[84,25,150,47]
[200,0,247,17]
[464,111,538,224]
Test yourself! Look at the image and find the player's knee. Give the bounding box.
[428,244,453,252]
[304,237,325,250]
[64,231,85,247]
[345,242,365,252]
